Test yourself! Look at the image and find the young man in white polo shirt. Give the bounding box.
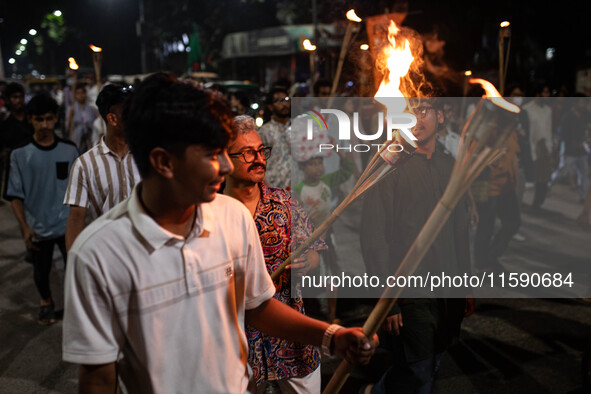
[63,83,140,250]
[63,73,377,393]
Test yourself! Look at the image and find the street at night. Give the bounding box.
[1,1,591,393]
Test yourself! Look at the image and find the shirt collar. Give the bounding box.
[128,184,214,251]
[258,182,287,205]
[98,136,132,160]
[98,136,111,156]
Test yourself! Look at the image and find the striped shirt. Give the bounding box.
[64,137,140,220]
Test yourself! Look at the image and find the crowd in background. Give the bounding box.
[0,74,590,393]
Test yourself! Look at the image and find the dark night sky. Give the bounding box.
[2,0,591,91]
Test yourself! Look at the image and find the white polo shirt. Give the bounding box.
[63,185,275,394]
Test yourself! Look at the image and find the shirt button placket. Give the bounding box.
[182,243,198,293]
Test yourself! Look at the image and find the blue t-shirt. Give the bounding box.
[6,137,79,239]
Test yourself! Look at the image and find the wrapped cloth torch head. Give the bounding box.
[289,113,333,162]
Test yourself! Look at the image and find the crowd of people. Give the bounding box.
[0,72,589,393]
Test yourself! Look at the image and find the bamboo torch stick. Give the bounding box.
[270,133,417,282]
[67,58,79,141]
[90,45,103,92]
[498,21,510,96]
[303,39,317,89]
[323,81,521,394]
[330,9,362,99]
[90,45,105,144]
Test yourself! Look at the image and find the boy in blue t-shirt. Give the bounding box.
[6,94,78,325]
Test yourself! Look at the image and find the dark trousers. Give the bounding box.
[532,182,548,208]
[371,330,443,394]
[474,192,521,269]
[32,236,66,300]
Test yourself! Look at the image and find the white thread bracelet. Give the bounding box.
[321,324,344,356]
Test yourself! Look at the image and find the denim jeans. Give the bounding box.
[566,155,589,200]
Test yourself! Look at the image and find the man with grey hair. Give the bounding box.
[224,115,327,393]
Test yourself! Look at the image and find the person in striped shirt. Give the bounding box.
[63,84,140,250]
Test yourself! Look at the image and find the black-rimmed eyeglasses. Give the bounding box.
[228,146,272,163]
[414,106,435,119]
[274,97,290,104]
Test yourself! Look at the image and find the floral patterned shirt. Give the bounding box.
[246,183,326,385]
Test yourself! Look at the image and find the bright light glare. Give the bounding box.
[360,44,369,50]
[15,50,22,55]
[8,58,15,64]
[20,39,28,45]
[53,10,62,17]
[255,117,264,127]
[303,39,316,51]
[29,29,37,36]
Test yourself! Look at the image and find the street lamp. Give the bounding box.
[29,29,37,36]
[20,39,28,45]
[53,10,62,17]
[8,58,15,64]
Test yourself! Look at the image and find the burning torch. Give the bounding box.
[330,9,362,98]
[89,44,103,91]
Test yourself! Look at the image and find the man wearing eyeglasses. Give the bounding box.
[224,115,328,393]
[63,76,377,393]
[63,84,139,250]
[258,87,292,189]
[361,97,473,394]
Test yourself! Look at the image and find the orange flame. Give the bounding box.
[68,57,79,70]
[374,20,414,113]
[89,44,103,53]
[302,39,316,51]
[346,9,362,22]
[469,78,520,113]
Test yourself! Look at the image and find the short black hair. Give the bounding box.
[5,82,24,98]
[313,79,331,95]
[96,83,132,121]
[26,93,59,116]
[231,90,250,109]
[123,72,234,178]
[266,87,288,106]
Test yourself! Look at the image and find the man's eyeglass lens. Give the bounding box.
[230,147,272,163]
[415,106,434,118]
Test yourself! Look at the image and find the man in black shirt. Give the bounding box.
[1,83,33,197]
[362,97,473,393]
